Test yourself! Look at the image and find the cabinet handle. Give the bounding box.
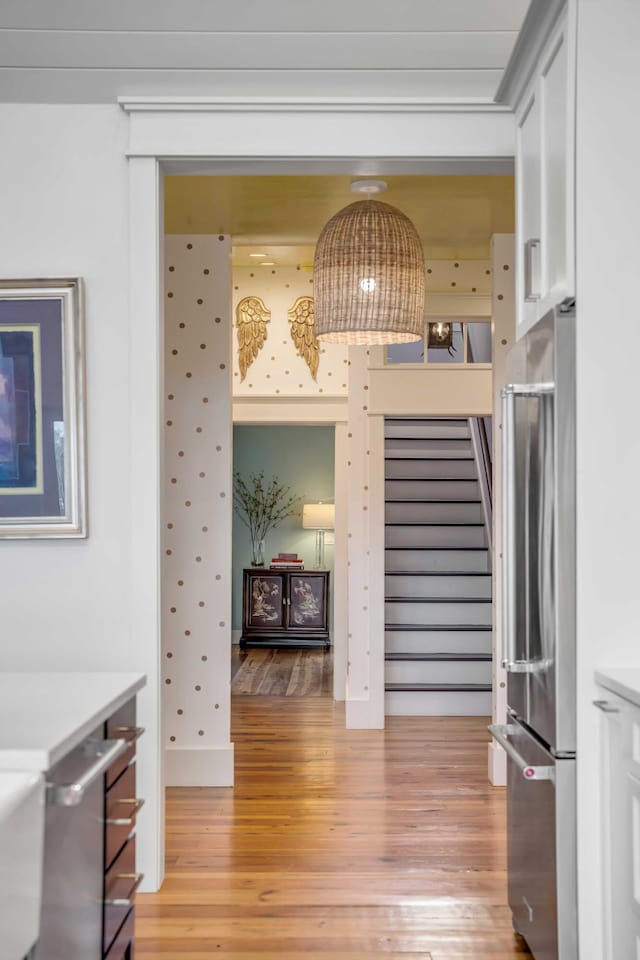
[114,725,145,742]
[46,738,128,807]
[524,238,541,301]
[106,797,145,826]
[105,872,144,906]
[593,699,620,714]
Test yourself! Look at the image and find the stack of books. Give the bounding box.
[269,552,304,570]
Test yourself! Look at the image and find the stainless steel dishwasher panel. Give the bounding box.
[36,724,108,960]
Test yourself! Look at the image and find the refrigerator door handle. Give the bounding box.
[501,382,555,673]
[489,724,555,782]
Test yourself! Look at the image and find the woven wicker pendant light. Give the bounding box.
[313,184,425,345]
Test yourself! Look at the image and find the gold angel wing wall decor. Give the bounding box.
[288,296,319,381]
[236,296,271,381]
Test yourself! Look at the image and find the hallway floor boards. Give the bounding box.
[136,694,530,958]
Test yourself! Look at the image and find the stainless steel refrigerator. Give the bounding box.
[490,301,578,959]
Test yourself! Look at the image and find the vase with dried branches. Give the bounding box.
[233,470,299,567]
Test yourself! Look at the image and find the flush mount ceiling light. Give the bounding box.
[313,179,425,345]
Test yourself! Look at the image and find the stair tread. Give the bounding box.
[385,624,492,632]
[384,437,470,442]
[385,570,491,576]
[385,546,488,551]
[385,521,485,527]
[385,682,492,692]
[385,546,489,553]
[385,596,491,603]
[385,652,491,662]
[385,498,482,504]
[385,456,475,461]
[386,476,478,481]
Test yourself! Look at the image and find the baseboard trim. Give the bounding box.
[232,629,242,645]
[165,745,234,786]
[488,739,507,786]
[345,697,384,729]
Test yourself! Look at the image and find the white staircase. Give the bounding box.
[384,418,492,716]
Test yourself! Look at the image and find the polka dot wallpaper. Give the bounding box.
[346,345,372,699]
[163,235,232,762]
[423,259,492,293]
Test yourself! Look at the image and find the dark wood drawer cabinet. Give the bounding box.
[104,906,135,960]
[240,568,330,648]
[103,698,144,959]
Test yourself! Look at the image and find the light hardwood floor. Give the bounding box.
[137,692,530,958]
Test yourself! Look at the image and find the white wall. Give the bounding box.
[0,99,515,897]
[0,103,162,887]
[575,2,640,955]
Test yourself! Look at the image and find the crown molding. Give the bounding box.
[495,0,567,107]
[119,95,513,115]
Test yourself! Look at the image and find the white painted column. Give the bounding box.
[488,233,515,786]
[128,156,164,891]
[368,413,387,724]
[333,422,349,701]
[345,346,384,728]
[162,235,234,787]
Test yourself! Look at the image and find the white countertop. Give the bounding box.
[596,668,640,708]
[0,672,146,772]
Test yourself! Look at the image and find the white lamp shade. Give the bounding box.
[302,503,335,530]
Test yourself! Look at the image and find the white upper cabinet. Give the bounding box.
[498,1,576,337]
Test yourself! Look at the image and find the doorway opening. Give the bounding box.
[231,423,336,700]
[159,169,511,797]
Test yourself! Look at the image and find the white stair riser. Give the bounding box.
[386,525,487,548]
[386,501,483,524]
[385,549,491,573]
[386,458,477,480]
[386,600,492,626]
[385,574,491,598]
[385,690,492,716]
[385,437,472,458]
[384,419,470,440]
[385,659,492,685]
[385,459,478,484]
[385,630,492,655]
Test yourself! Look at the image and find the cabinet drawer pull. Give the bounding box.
[105,872,144,907]
[593,699,620,714]
[106,797,145,825]
[524,237,541,301]
[114,725,145,742]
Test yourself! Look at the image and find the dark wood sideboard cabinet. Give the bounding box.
[241,568,330,648]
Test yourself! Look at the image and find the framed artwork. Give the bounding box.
[0,279,86,538]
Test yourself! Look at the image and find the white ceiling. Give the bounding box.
[0,0,530,103]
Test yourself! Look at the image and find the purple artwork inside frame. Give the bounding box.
[0,279,86,538]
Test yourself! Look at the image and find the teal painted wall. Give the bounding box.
[232,425,335,631]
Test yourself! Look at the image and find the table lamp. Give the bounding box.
[302,502,335,569]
